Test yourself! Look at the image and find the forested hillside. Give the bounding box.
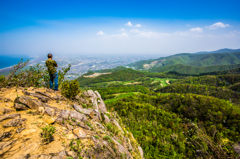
[76,65,240,158]
[128,50,240,75]
[149,63,240,74]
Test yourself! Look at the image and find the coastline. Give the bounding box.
[0,58,36,75]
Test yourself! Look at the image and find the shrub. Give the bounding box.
[0,59,71,88]
[94,135,100,139]
[0,75,5,83]
[41,125,56,143]
[61,80,80,98]
[103,135,111,140]
[82,104,87,108]
[69,139,82,158]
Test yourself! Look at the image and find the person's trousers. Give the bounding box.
[49,72,58,90]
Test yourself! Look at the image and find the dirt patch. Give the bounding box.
[83,73,111,78]
[166,80,170,84]
[124,82,141,85]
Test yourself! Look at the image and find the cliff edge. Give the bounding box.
[0,87,144,159]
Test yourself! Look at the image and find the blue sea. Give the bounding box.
[0,55,33,69]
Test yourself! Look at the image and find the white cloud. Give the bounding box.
[186,24,190,27]
[135,24,142,27]
[189,27,203,33]
[206,22,230,29]
[97,31,105,36]
[119,28,125,32]
[1,18,240,56]
[131,29,161,38]
[125,22,133,27]
[130,29,141,34]
[105,33,128,38]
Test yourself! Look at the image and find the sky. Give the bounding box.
[0,0,240,57]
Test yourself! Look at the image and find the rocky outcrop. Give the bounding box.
[233,142,240,155]
[0,113,21,122]
[15,96,43,110]
[15,103,28,110]
[0,87,143,159]
[0,107,14,115]
[83,90,107,113]
[3,118,26,127]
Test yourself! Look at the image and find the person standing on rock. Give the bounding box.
[46,53,59,91]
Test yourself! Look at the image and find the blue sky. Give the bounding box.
[1,0,240,56]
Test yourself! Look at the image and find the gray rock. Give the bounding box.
[103,113,110,123]
[35,91,53,100]
[69,111,87,122]
[75,95,87,103]
[59,110,87,122]
[112,138,132,158]
[45,107,55,116]
[15,103,28,110]
[0,97,12,102]
[16,128,26,133]
[112,119,124,134]
[22,91,49,103]
[55,117,63,125]
[94,91,107,113]
[73,128,87,138]
[58,151,66,159]
[73,104,92,115]
[0,107,14,115]
[95,122,105,130]
[3,118,26,127]
[67,124,74,130]
[15,96,43,110]
[82,91,88,96]
[87,90,95,97]
[98,100,107,113]
[94,91,101,99]
[73,104,101,120]
[138,146,144,159]
[233,142,240,154]
[0,113,21,122]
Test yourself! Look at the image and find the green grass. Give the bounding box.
[105,92,138,104]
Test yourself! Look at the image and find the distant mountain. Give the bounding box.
[149,63,240,75]
[195,48,240,54]
[128,49,240,73]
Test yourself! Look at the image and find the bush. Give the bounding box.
[0,59,71,88]
[41,125,56,143]
[0,75,5,83]
[61,80,80,98]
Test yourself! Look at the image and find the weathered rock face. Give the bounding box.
[0,87,143,159]
[233,142,240,155]
[82,90,107,113]
[0,113,21,122]
[3,118,26,127]
[58,110,87,122]
[0,107,14,115]
[15,96,43,110]
[14,103,28,110]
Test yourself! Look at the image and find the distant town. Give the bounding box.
[29,54,160,80]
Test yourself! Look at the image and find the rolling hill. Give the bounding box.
[128,49,240,73]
